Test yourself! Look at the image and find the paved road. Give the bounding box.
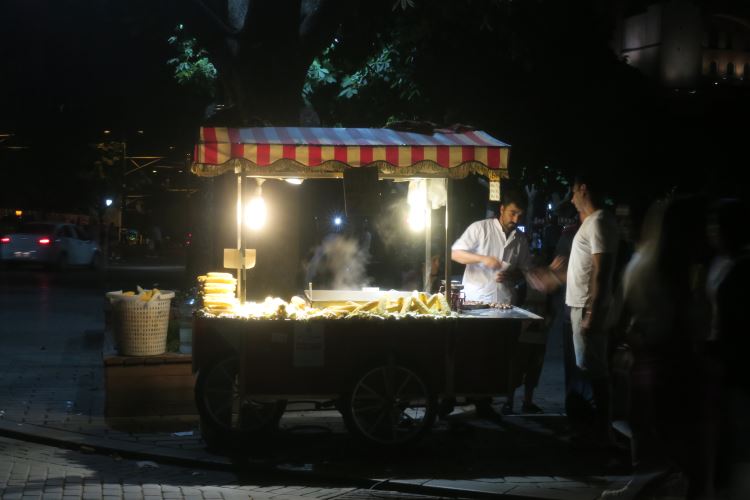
[0,434,455,500]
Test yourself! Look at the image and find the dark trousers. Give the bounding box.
[508,340,546,392]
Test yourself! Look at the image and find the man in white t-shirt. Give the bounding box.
[451,190,532,306]
[567,178,617,356]
[528,173,618,442]
[566,174,618,443]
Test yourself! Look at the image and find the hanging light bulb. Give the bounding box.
[406,180,427,232]
[245,179,267,230]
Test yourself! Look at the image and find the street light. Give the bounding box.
[105,198,113,207]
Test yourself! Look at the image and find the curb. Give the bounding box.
[0,419,556,499]
[0,419,230,470]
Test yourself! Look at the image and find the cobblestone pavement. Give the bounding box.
[0,435,458,500]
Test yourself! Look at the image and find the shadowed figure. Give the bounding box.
[603,196,714,500]
[706,197,750,499]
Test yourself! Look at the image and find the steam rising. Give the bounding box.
[304,234,372,290]
[374,199,409,251]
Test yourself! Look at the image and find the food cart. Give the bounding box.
[190,126,542,448]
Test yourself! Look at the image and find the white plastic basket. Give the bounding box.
[106,290,176,356]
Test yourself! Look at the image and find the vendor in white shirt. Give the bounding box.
[452,190,532,305]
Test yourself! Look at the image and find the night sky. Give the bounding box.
[0,1,197,208]
[0,1,187,138]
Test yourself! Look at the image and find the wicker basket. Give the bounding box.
[106,291,175,356]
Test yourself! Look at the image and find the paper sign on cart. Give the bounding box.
[223,248,256,269]
[293,323,325,367]
[489,181,500,201]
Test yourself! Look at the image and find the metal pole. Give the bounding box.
[423,198,432,293]
[443,178,455,408]
[236,170,244,304]
[236,171,248,412]
[119,141,126,243]
[444,178,452,302]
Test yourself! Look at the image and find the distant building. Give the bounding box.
[612,0,750,88]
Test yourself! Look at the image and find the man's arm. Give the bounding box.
[451,249,503,270]
[583,252,615,330]
[525,252,568,293]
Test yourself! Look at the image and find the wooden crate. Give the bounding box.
[104,351,196,417]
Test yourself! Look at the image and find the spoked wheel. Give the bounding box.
[195,357,286,449]
[342,362,436,447]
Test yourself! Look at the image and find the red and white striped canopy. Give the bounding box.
[192,127,510,180]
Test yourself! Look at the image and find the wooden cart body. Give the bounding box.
[194,309,538,398]
[192,307,541,447]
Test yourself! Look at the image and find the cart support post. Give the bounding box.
[235,168,245,304]
[234,168,251,410]
[444,179,452,300]
[443,179,456,402]
[423,198,432,293]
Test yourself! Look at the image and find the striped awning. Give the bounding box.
[192,127,510,180]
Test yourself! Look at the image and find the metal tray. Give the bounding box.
[461,302,491,310]
[304,289,414,307]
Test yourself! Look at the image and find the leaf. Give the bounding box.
[166,25,217,95]
[392,0,415,11]
[338,87,358,98]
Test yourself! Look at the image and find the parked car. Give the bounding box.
[0,222,102,270]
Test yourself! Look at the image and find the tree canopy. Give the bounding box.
[172,1,653,196]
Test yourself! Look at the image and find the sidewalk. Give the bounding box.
[0,406,632,500]
[0,260,638,500]
[0,343,635,499]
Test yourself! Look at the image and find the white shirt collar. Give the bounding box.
[493,218,516,241]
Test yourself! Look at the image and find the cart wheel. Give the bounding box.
[195,356,286,448]
[342,362,436,447]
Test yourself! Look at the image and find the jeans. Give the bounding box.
[570,306,609,378]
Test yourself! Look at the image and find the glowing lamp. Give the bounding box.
[245,196,267,230]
